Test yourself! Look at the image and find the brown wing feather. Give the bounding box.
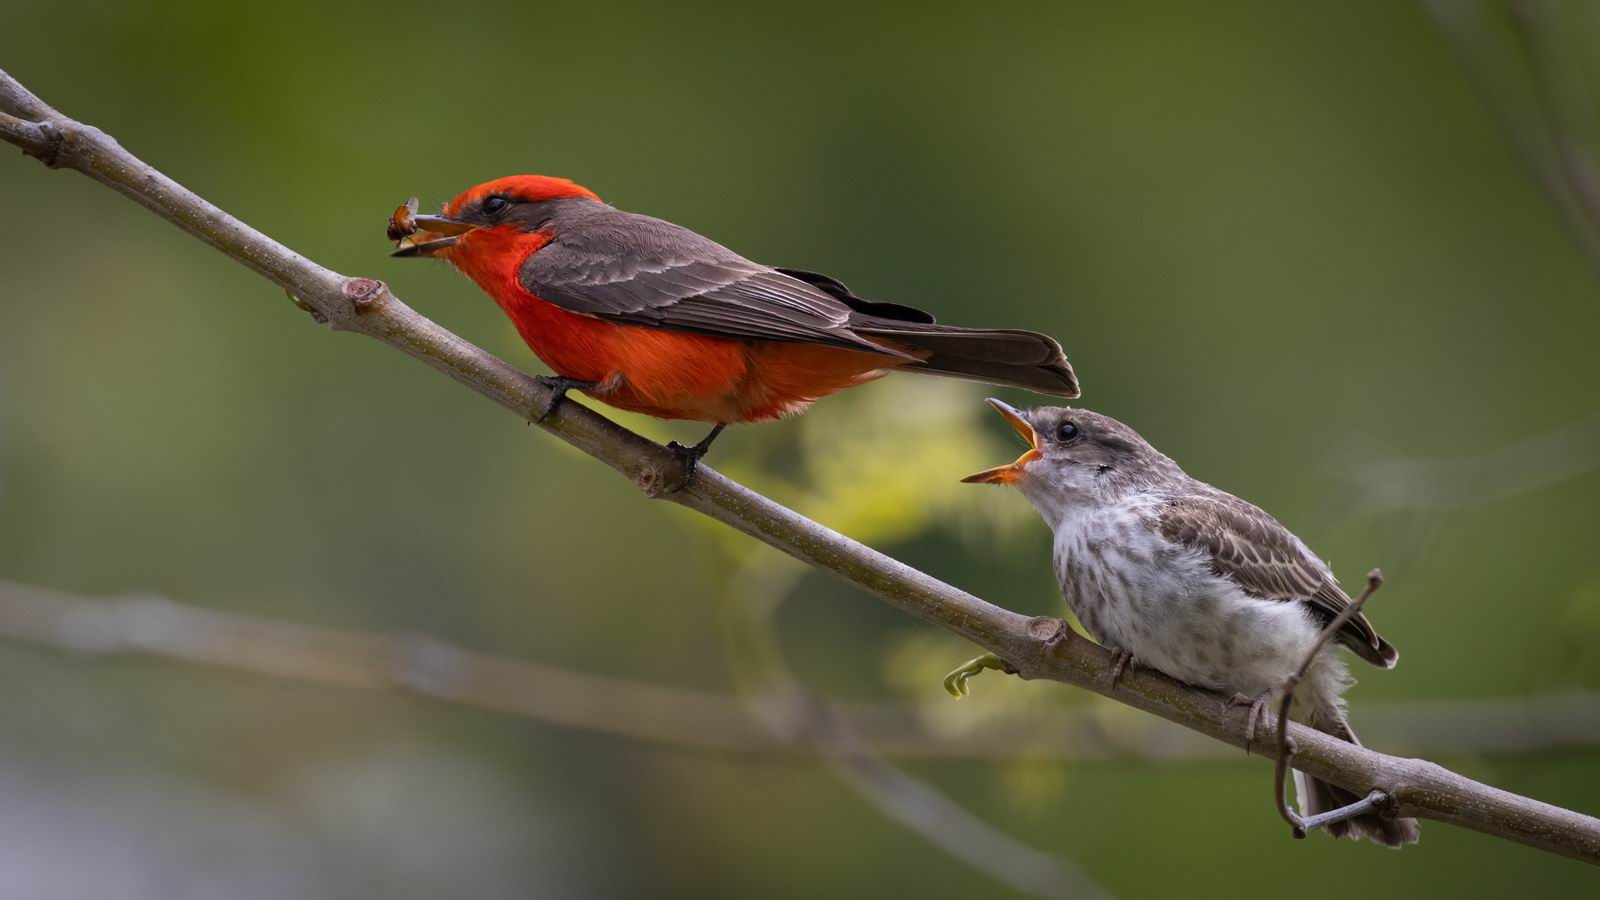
[518,200,1079,396]
[1157,489,1398,668]
[519,204,914,356]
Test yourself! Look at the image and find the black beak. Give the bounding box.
[391,214,477,258]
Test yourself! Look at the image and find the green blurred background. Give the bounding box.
[4,0,1599,896]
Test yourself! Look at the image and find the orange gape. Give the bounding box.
[444,221,909,423]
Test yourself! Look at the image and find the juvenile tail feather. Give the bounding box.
[1298,706,1421,847]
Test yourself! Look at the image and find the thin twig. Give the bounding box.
[1273,570,1384,837]
[1300,791,1389,834]
[3,67,1599,863]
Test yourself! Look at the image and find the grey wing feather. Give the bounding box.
[1156,490,1398,668]
[517,201,1077,394]
[519,208,914,357]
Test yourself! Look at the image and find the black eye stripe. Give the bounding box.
[482,196,511,215]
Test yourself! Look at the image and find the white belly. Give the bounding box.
[1050,501,1325,698]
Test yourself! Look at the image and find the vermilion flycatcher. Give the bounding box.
[390,176,1077,462]
[956,400,1419,847]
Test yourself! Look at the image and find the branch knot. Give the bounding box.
[634,461,675,498]
[23,120,63,167]
[342,277,386,313]
[1027,616,1069,644]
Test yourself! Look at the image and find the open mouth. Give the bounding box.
[388,197,477,258]
[961,398,1041,484]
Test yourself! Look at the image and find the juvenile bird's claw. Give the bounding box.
[943,652,1007,699]
[1227,690,1273,750]
[1104,648,1135,693]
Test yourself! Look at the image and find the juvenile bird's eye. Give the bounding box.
[1056,421,1080,442]
[482,196,511,216]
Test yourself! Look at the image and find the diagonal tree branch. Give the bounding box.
[3,66,1598,864]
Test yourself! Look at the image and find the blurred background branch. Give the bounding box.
[1427,0,1600,273]
[4,579,1596,763]
[716,561,1109,900]
[1337,410,1600,513]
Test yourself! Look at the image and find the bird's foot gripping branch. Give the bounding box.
[2,66,1599,864]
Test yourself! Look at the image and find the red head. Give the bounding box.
[441,175,600,218]
[391,175,603,293]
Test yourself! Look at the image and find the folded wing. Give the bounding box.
[520,204,1079,396]
[1156,489,1399,668]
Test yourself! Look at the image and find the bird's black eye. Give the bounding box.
[1056,421,1080,442]
[482,196,511,216]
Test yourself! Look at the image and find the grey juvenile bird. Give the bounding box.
[959,399,1419,847]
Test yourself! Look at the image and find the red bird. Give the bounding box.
[392,175,1078,463]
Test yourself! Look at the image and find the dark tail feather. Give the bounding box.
[1298,714,1421,847]
[781,268,1078,396]
[1334,621,1400,669]
[855,320,1079,398]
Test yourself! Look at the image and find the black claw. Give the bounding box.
[664,424,726,491]
[534,376,600,424]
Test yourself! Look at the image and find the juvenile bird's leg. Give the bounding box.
[532,375,603,423]
[1227,690,1274,748]
[942,652,1013,698]
[664,423,726,489]
[1104,647,1135,693]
